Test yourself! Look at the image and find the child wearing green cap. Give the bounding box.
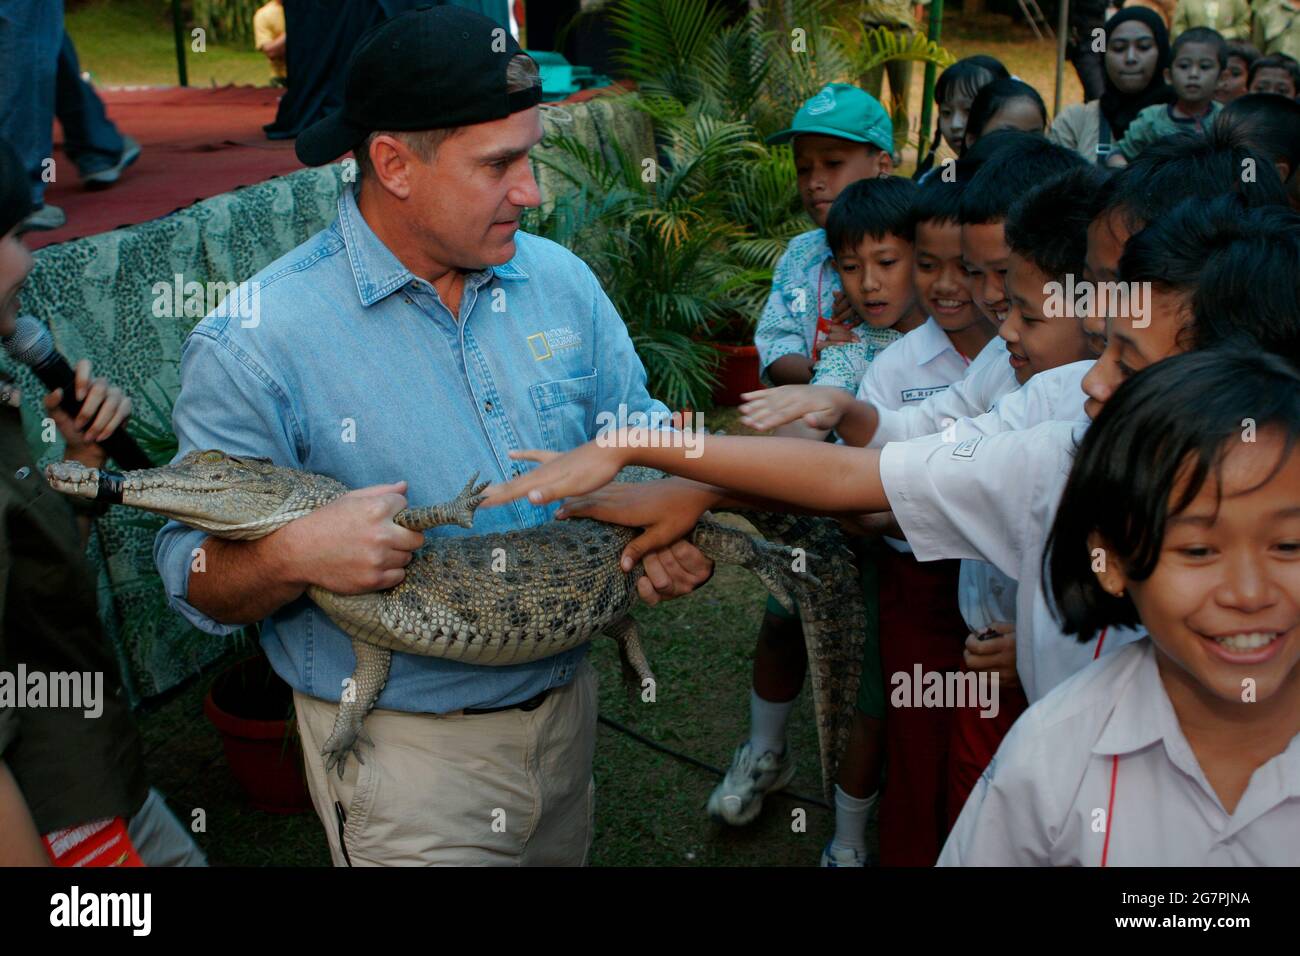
[755,83,897,392]
[707,83,895,833]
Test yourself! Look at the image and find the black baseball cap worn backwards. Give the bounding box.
[295,5,542,167]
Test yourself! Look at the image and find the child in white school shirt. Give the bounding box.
[941,349,1300,866]
[794,175,998,866]
[749,174,939,865]
[847,177,998,866]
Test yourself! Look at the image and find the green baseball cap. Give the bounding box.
[766,83,893,152]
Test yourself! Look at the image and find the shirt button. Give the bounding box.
[484,401,493,413]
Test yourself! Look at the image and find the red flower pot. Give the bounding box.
[203,656,312,814]
[712,342,762,406]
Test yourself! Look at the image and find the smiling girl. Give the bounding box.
[941,349,1300,865]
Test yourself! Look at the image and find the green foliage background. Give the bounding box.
[526,0,952,410]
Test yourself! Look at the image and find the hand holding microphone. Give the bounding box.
[41,358,133,469]
[3,315,152,471]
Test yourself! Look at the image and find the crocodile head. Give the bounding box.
[45,449,349,540]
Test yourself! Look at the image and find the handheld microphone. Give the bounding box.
[3,315,154,471]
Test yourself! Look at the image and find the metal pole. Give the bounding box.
[172,0,188,88]
[918,0,944,163]
[1054,0,1069,114]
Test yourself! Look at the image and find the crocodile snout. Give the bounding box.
[44,461,100,498]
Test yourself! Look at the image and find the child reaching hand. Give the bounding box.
[942,348,1300,865]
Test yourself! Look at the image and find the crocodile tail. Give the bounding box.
[717,512,869,803]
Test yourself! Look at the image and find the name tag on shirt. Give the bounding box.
[901,385,948,403]
[951,437,983,460]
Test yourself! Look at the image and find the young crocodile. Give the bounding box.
[46,451,862,796]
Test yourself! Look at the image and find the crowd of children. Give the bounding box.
[484,11,1300,867]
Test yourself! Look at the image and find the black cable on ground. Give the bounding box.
[596,714,832,811]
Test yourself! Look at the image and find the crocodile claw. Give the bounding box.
[322,720,371,779]
[450,471,490,528]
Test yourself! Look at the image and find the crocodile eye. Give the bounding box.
[201,451,225,463]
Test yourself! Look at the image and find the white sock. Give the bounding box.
[748,689,796,758]
[831,785,876,854]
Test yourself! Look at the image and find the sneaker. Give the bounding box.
[81,136,141,189]
[22,204,66,231]
[819,839,872,867]
[706,741,795,826]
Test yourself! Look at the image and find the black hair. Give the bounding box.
[1249,54,1300,90]
[1216,93,1300,179]
[1119,196,1300,365]
[957,131,1086,224]
[910,174,965,228]
[1171,26,1228,68]
[965,78,1048,144]
[1097,124,1287,233]
[1005,166,1112,282]
[1047,348,1300,639]
[825,176,918,256]
[914,55,1010,179]
[1224,41,1260,71]
[0,136,32,238]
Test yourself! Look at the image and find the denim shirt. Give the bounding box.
[153,187,670,712]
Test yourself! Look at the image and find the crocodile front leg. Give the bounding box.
[322,641,392,779]
[392,473,488,531]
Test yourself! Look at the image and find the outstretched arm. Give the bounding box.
[481,428,890,515]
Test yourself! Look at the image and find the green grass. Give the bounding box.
[67,0,272,87]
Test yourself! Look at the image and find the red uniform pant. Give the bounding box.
[876,547,966,867]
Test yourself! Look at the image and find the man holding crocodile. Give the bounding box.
[152,7,713,866]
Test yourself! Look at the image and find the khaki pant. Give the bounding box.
[294,659,598,866]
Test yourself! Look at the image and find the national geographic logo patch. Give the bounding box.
[527,327,582,361]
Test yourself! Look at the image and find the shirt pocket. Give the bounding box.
[529,371,598,452]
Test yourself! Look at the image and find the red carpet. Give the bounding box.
[30,85,303,251]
